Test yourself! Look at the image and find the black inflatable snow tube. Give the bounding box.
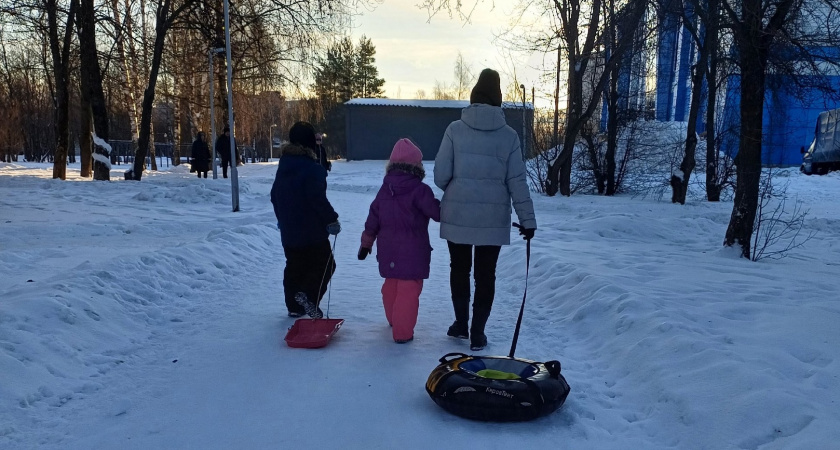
[425,352,570,422]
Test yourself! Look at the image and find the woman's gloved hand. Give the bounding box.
[519,228,535,240]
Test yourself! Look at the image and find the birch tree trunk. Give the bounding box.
[111,0,141,165]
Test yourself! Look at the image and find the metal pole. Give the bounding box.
[520,84,527,161]
[223,0,239,212]
[209,49,218,179]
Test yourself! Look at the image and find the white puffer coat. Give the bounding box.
[434,103,537,246]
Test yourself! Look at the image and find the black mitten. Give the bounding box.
[358,247,371,260]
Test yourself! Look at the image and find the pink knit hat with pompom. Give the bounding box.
[389,138,423,167]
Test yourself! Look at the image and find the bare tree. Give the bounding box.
[703,0,725,201]
[453,51,474,100]
[432,79,455,100]
[74,0,110,180]
[663,0,707,204]
[722,0,840,257]
[46,0,77,179]
[662,0,727,204]
[3,0,78,177]
[106,0,142,162]
[0,29,25,162]
[127,0,191,180]
[602,0,653,196]
[751,169,816,261]
[545,0,648,196]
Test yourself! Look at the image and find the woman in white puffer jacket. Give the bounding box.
[434,68,537,351]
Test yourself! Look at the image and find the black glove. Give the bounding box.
[519,227,535,241]
[357,247,371,260]
[326,161,332,171]
[326,221,341,235]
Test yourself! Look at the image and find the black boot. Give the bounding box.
[295,292,323,319]
[470,308,491,351]
[447,297,470,339]
[447,321,469,339]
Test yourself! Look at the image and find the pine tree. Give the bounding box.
[335,37,356,102]
[313,36,386,103]
[313,46,341,103]
[355,36,385,98]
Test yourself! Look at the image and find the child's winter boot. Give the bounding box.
[295,292,323,319]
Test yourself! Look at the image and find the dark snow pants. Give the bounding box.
[446,241,502,334]
[283,240,336,315]
[221,158,230,178]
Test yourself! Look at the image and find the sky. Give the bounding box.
[348,1,548,103]
[1,142,839,448]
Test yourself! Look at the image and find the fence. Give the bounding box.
[4,140,268,166]
[109,140,181,167]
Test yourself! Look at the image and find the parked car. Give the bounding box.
[801,108,840,175]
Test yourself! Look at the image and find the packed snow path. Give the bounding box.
[1,161,838,449]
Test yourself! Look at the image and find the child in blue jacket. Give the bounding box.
[271,122,341,318]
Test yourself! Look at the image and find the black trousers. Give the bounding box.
[221,159,230,178]
[283,240,336,314]
[447,241,502,325]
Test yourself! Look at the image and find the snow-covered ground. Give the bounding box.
[1,159,838,449]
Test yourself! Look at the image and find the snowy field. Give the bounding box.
[1,159,838,449]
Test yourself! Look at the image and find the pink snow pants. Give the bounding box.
[381,278,423,341]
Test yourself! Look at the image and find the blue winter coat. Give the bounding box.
[271,143,338,249]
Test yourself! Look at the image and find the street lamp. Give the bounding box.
[269,124,277,160]
[208,47,224,179]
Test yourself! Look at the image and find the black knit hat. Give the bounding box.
[289,121,318,151]
[470,68,503,107]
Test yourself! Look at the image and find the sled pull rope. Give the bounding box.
[509,223,531,358]
[315,234,338,319]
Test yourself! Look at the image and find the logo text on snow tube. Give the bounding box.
[486,388,514,399]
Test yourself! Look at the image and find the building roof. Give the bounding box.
[345,98,534,109]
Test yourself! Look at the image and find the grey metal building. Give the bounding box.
[344,99,534,160]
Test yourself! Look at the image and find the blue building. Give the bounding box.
[647,6,840,166]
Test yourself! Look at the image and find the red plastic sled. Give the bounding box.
[285,318,345,349]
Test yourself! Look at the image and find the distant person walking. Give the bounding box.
[215,126,239,178]
[315,133,332,173]
[271,121,341,318]
[191,132,211,178]
[358,138,440,343]
[434,68,537,351]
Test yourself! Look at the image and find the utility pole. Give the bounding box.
[222,0,239,212]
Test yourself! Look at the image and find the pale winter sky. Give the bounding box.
[348,0,549,104]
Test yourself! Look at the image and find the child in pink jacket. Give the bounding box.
[358,138,441,343]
